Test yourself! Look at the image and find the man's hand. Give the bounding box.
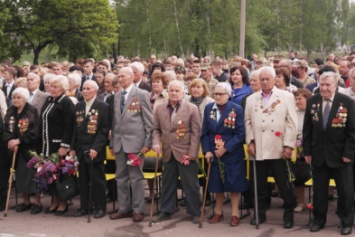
[58,147,68,157]
[305,155,312,164]
[89,149,97,160]
[283,147,293,159]
[342,157,351,163]
[248,143,256,157]
[205,152,214,163]
[141,146,150,154]
[215,147,227,158]
[8,139,20,150]
[69,150,76,157]
[152,145,162,156]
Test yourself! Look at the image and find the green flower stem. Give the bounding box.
[218,157,225,184]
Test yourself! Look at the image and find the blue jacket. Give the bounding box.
[201,101,245,164]
[231,84,253,106]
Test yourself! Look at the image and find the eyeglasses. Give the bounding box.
[213,93,228,97]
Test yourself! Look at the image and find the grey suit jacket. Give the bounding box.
[111,86,153,153]
[31,90,49,115]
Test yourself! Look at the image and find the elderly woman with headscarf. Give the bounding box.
[3,87,41,214]
[201,82,247,227]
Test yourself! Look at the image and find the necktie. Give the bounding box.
[120,90,127,113]
[323,99,330,129]
[86,76,89,81]
[171,106,177,122]
[28,92,34,104]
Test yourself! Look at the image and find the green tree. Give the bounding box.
[1,0,119,64]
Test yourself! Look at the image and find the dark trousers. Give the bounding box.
[313,162,354,227]
[0,149,10,204]
[160,156,201,216]
[78,159,106,211]
[250,159,296,221]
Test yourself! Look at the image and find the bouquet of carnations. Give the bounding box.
[27,151,60,193]
[60,155,79,176]
[127,153,143,166]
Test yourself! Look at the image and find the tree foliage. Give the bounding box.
[0,0,119,64]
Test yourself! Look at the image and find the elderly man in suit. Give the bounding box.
[71,80,110,219]
[245,66,297,228]
[27,72,49,114]
[109,67,153,222]
[303,72,355,235]
[152,80,201,223]
[130,62,152,92]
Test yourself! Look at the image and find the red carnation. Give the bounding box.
[275,131,282,137]
[215,134,222,140]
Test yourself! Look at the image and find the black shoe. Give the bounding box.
[250,216,266,225]
[340,227,352,235]
[153,212,171,223]
[45,206,58,214]
[310,223,324,232]
[328,194,334,200]
[94,210,106,219]
[54,205,68,216]
[284,220,294,229]
[239,202,252,210]
[16,203,32,212]
[74,209,88,217]
[30,204,42,214]
[180,199,186,206]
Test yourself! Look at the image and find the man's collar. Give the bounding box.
[85,96,96,105]
[167,100,182,108]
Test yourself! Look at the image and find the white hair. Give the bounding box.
[67,73,82,87]
[130,62,145,73]
[43,73,56,83]
[83,80,99,91]
[319,71,338,84]
[259,66,276,79]
[120,67,134,76]
[215,82,232,95]
[168,80,184,92]
[164,71,177,81]
[250,68,261,78]
[27,72,40,83]
[12,87,30,101]
[51,75,69,92]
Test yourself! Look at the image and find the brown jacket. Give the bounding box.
[152,100,201,162]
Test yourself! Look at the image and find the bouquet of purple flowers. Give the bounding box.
[60,155,79,176]
[27,152,60,193]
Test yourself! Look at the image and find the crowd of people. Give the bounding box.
[0,51,355,235]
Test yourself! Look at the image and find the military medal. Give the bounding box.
[224,109,236,129]
[176,120,185,139]
[18,118,29,134]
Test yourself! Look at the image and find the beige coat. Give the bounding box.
[184,95,214,123]
[245,87,297,160]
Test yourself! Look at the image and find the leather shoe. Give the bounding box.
[110,211,133,220]
[192,215,200,224]
[154,212,171,223]
[133,212,144,222]
[209,213,224,224]
[16,203,32,212]
[284,220,294,229]
[74,209,88,217]
[230,216,240,227]
[310,223,324,232]
[250,216,266,225]
[30,204,42,214]
[340,227,352,235]
[94,210,106,219]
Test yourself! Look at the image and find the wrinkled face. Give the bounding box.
[131,66,142,83]
[295,95,307,111]
[118,69,133,89]
[339,61,349,76]
[44,80,51,92]
[104,76,114,92]
[82,82,97,101]
[319,76,336,99]
[191,83,204,98]
[259,70,275,93]
[201,69,211,80]
[213,86,229,105]
[151,78,164,92]
[12,94,26,108]
[27,75,40,91]
[250,74,261,92]
[50,81,65,99]
[168,83,184,104]
[230,69,242,85]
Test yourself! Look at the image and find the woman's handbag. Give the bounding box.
[56,175,80,202]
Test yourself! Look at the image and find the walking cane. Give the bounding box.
[148,154,160,227]
[199,162,211,228]
[251,154,259,229]
[87,158,93,223]
[4,150,17,217]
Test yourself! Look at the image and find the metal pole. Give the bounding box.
[239,0,246,58]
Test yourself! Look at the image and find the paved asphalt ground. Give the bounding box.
[0,188,351,237]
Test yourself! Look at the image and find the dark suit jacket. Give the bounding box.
[74,89,83,102]
[303,92,355,168]
[80,75,97,90]
[306,82,318,93]
[71,98,110,164]
[138,81,152,92]
[291,76,304,88]
[2,82,16,104]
